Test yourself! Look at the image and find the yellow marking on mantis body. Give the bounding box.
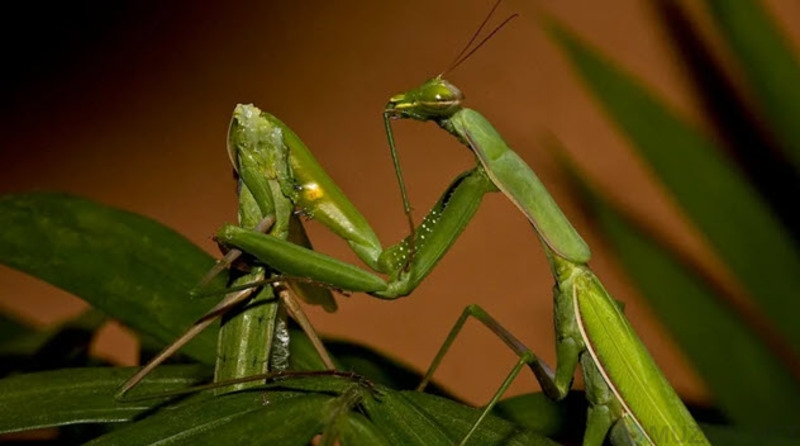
[391,102,415,110]
[302,182,324,201]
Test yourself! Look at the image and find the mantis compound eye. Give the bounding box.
[428,79,464,106]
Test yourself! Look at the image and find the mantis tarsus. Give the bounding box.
[212,7,711,446]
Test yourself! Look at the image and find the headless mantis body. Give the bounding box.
[117,105,342,396]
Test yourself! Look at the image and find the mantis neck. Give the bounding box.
[544,246,585,284]
[436,111,471,148]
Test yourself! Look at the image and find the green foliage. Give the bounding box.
[543,0,800,433]
[0,193,556,444]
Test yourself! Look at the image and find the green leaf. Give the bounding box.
[0,312,34,342]
[362,389,452,445]
[22,309,107,371]
[492,392,586,441]
[403,392,559,445]
[326,338,449,395]
[0,365,211,433]
[704,0,800,168]
[289,329,452,399]
[0,303,559,445]
[85,375,399,446]
[546,19,800,356]
[360,389,557,446]
[574,171,800,426]
[1,309,109,377]
[702,423,800,446]
[87,391,330,446]
[339,411,393,446]
[0,318,47,359]
[0,193,228,364]
[315,379,373,445]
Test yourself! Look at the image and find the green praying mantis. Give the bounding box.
[118,3,710,445]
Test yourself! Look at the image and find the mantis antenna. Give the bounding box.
[442,0,519,76]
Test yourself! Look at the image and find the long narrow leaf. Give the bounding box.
[0,312,34,342]
[704,0,800,168]
[546,20,800,355]
[0,193,227,364]
[652,0,800,241]
[87,390,329,446]
[0,365,211,433]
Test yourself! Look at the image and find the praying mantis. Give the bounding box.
[118,3,710,445]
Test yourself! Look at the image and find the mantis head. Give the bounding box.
[384,77,464,122]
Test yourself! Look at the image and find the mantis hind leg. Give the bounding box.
[418,304,581,446]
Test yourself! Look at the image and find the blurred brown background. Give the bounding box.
[2,0,798,407]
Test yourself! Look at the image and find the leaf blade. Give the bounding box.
[0,193,227,364]
[0,365,211,433]
[704,0,800,168]
[546,20,800,356]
